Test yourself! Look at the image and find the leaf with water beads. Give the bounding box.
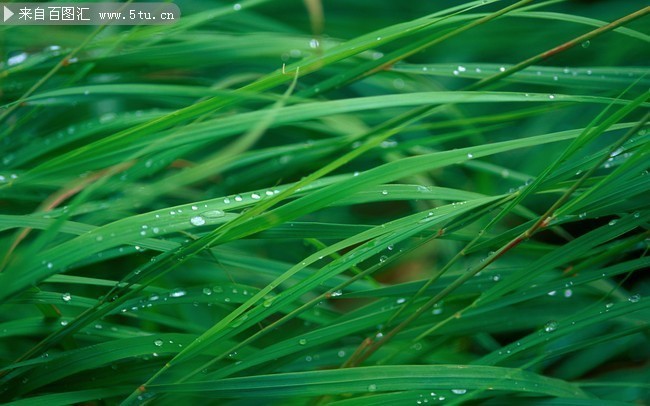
[392,63,650,89]
[5,334,211,396]
[149,365,590,398]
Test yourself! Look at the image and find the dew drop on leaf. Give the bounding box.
[190,216,206,226]
[544,321,558,332]
[202,210,224,218]
[169,289,186,298]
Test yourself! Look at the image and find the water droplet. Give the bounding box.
[367,384,377,392]
[233,3,242,11]
[202,210,225,218]
[7,52,28,66]
[298,338,307,345]
[467,153,473,159]
[581,40,590,48]
[610,147,624,157]
[548,94,555,99]
[62,292,71,302]
[387,244,394,251]
[564,289,573,298]
[544,321,558,332]
[381,190,388,196]
[223,197,231,204]
[234,195,243,202]
[628,293,641,303]
[169,289,186,298]
[499,66,506,72]
[190,216,206,226]
[202,287,212,296]
[99,113,116,123]
[547,290,557,296]
[379,255,388,263]
[396,298,406,304]
[451,389,467,395]
[457,65,466,72]
[579,212,587,219]
[309,39,320,49]
[338,350,346,357]
[154,339,163,347]
[608,219,617,226]
[46,262,53,269]
[251,193,261,199]
[45,44,61,53]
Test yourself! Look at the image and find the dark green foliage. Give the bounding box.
[0,0,648,404]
